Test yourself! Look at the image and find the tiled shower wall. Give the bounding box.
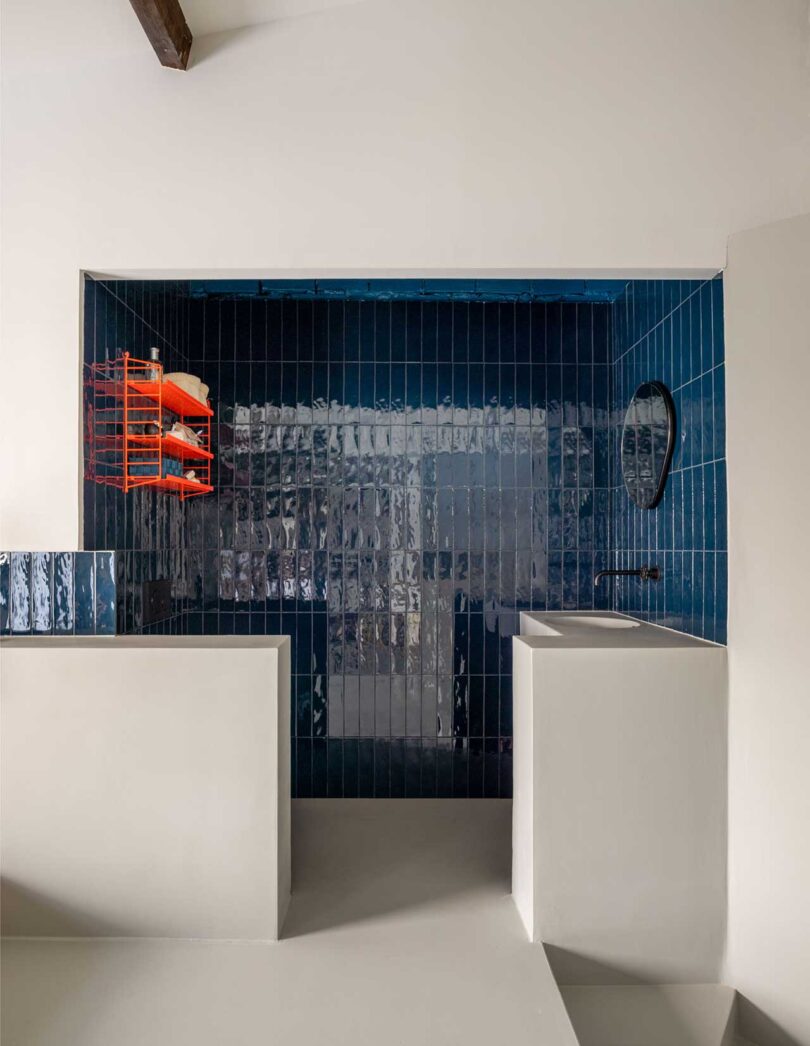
[83,277,190,634]
[610,277,727,642]
[184,294,612,797]
[76,276,728,794]
[0,551,116,635]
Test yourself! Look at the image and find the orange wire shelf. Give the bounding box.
[128,379,214,418]
[147,475,214,496]
[127,433,214,462]
[92,379,213,418]
[84,353,214,500]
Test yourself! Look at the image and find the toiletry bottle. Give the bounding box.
[148,347,161,382]
[148,347,163,436]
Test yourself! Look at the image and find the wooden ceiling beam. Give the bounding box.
[129,0,193,70]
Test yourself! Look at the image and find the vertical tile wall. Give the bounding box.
[611,277,727,642]
[0,551,116,636]
[184,294,612,797]
[83,277,190,634]
[75,277,728,794]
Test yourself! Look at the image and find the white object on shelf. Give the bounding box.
[163,372,210,406]
[167,421,202,446]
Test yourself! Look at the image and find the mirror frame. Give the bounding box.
[621,380,676,510]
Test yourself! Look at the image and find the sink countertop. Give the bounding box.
[518,611,721,650]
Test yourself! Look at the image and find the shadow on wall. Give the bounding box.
[187,24,256,66]
[544,943,649,986]
[0,877,130,937]
[186,1,368,67]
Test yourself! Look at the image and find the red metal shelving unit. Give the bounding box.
[85,352,214,499]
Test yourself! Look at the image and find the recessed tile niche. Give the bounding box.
[71,276,727,798]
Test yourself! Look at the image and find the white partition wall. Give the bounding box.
[724,213,810,1045]
[0,637,290,941]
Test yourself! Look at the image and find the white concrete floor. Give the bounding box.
[1,800,577,1046]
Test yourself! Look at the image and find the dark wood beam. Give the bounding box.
[129,0,193,70]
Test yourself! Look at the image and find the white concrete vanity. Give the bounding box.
[0,637,290,941]
[512,612,727,984]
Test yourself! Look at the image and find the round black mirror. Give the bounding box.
[621,381,675,509]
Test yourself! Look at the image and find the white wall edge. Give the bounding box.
[84,267,721,282]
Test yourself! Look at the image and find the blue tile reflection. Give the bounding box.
[187,294,615,798]
[95,552,116,635]
[32,552,53,634]
[74,552,95,636]
[10,553,31,634]
[53,552,75,634]
[0,552,10,634]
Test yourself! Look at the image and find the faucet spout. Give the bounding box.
[593,565,661,587]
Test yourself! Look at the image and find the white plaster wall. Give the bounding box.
[0,637,291,940]
[724,214,810,1046]
[2,0,810,547]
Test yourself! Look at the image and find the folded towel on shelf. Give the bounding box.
[167,422,202,446]
[163,372,210,406]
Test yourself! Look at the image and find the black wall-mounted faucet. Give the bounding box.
[593,565,661,588]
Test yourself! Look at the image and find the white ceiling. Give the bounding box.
[181,0,365,36]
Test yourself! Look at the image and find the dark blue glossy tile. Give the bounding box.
[327,738,343,796]
[611,276,726,643]
[483,738,500,797]
[500,739,513,798]
[0,552,10,635]
[357,738,374,797]
[296,739,312,798]
[10,552,31,634]
[31,552,53,634]
[312,739,328,796]
[432,738,450,798]
[711,277,724,368]
[74,552,95,636]
[714,365,726,462]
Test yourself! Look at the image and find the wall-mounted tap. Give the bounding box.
[593,565,661,588]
